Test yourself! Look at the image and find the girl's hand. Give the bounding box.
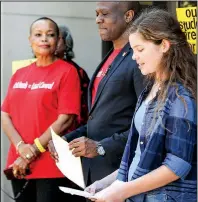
[90,180,126,202]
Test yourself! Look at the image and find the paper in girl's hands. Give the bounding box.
[59,186,97,199]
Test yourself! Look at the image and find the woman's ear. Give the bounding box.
[29,36,32,48]
[161,39,170,53]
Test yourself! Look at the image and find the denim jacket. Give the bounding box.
[117,82,197,202]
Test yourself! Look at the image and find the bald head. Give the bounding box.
[30,17,59,36]
[118,1,141,17]
[95,1,140,43]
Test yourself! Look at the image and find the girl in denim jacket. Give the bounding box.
[86,8,197,202]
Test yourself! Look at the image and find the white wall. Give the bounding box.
[1,2,101,202]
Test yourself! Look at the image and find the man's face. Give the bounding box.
[95,2,127,41]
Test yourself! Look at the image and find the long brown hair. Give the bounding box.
[129,8,197,134]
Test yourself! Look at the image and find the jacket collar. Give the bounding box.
[88,42,131,112]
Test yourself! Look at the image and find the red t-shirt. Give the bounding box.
[92,49,121,106]
[1,59,81,179]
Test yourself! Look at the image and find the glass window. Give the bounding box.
[178,1,197,8]
[140,1,167,10]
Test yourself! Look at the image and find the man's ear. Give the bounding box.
[125,10,134,23]
[161,39,171,53]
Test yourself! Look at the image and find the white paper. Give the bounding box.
[51,128,85,188]
[59,186,97,199]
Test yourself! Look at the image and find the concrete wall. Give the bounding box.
[1,2,101,201]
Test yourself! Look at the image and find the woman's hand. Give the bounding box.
[90,180,126,202]
[12,157,30,179]
[17,143,38,163]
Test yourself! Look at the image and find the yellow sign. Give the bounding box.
[176,7,197,54]
[12,58,36,74]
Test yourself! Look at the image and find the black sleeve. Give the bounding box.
[100,129,130,163]
[63,124,87,142]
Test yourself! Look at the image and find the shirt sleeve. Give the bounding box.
[1,74,16,114]
[57,66,81,116]
[162,94,197,180]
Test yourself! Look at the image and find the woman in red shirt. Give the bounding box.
[1,17,81,202]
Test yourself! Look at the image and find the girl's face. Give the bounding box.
[129,32,164,76]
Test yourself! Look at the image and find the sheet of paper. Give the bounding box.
[12,59,37,74]
[51,128,85,188]
[59,186,97,199]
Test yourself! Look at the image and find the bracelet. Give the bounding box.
[16,140,24,152]
[34,138,46,153]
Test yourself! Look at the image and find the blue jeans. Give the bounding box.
[145,193,174,202]
[127,192,197,202]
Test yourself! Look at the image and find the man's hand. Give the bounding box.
[69,137,98,158]
[48,140,59,162]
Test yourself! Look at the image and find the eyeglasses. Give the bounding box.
[1,180,29,200]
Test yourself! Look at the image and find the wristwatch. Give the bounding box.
[96,142,106,156]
